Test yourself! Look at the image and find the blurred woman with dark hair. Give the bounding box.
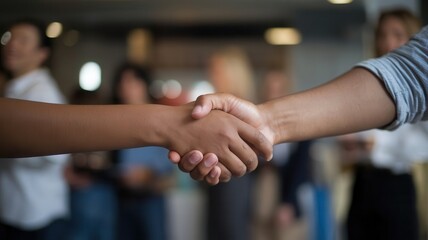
[111,63,174,240]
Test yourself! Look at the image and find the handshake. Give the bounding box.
[1,68,398,177]
[165,68,399,185]
[167,93,278,186]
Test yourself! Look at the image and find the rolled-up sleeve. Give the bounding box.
[356,25,428,130]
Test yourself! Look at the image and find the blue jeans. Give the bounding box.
[67,182,117,240]
[119,196,167,240]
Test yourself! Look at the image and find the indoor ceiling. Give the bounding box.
[0,0,365,27]
[3,0,423,41]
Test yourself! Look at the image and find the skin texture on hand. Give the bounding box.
[170,151,222,185]
[191,93,275,147]
[164,104,272,181]
[169,95,274,184]
[0,98,271,184]
[170,68,396,185]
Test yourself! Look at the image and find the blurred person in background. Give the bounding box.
[253,69,313,240]
[0,19,69,240]
[111,63,175,240]
[206,46,256,240]
[64,88,117,240]
[344,9,422,240]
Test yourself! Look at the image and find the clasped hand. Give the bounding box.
[169,93,275,185]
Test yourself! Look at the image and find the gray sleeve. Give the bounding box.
[356,25,428,130]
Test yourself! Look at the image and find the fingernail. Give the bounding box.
[204,156,217,167]
[192,105,202,115]
[189,152,201,164]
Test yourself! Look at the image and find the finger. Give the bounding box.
[238,125,273,161]
[230,141,258,173]
[192,94,215,119]
[217,149,247,177]
[192,93,234,119]
[217,163,232,182]
[205,166,221,185]
[229,129,258,172]
[177,150,204,173]
[189,153,218,181]
[168,151,181,164]
[193,93,259,125]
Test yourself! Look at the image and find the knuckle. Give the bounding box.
[247,157,258,172]
[218,128,228,136]
[219,129,234,142]
[190,170,203,181]
[220,171,232,182]
[256,131,265,145]
[232,164,247,177]
[206,178,217,186]
[196,95,207,104]
[244,155,253,166]
[178,163,191,173]
[195,95,204,101]
[256,131,273,158]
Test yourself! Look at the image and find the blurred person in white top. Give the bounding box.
[345,9,423,240]
[369,9,428,173]
[372,124,428,173]
[0,19,69,240]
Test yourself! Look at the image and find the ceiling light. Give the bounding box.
[79,62,102,91]
[46,22,63,38]
[328,0,353,4]
[265,28,301,45]
[1,31,11,45]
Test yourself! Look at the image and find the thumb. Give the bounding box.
[192,93,232,119]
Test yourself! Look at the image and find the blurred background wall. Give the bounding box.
[0,0,422,99]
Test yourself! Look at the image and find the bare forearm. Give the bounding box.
[260,68,396,143]
[0,99,169,157]
[0,97,271,181]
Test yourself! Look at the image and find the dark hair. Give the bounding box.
[9,18,52,49]
[111,62,152,104]
[70,88,104,105]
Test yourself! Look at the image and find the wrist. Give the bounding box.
[154,104,193,151]
[258,103,279,145]
[137,104,173,148]
[259,97,298,144]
